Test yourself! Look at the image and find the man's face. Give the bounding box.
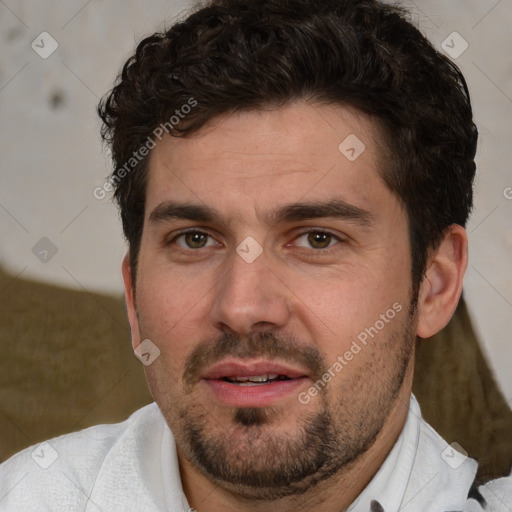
[124,101,417,498]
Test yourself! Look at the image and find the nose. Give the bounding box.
[209,247,292,336]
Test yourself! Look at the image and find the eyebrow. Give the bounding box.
[268,198,374,227]
[148,198,374,228]
[149,202,222,224]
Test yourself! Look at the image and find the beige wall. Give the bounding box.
[1,0,511,399]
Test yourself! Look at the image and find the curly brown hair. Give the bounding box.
[98,0,477,297]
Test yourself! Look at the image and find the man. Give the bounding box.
[1,0,511,510]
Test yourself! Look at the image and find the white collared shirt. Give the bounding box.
[1,395,510,511]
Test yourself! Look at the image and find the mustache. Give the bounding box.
[182,331,327,388]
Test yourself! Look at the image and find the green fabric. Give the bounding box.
[0,265,510,482]
[0,266,152,462]
[413,296,512,484]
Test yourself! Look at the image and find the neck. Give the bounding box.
[180,378,413,512]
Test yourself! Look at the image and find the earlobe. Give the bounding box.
[416,224,468,339]
[122,253,141,350]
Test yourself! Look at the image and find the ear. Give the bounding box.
[416,224,468,339]
[122,253,142,350]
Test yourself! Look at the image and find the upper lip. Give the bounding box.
[202,359,309,380]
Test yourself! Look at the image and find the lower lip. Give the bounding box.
[203,378,308,407]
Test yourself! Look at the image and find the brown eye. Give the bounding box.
[174,231,216,249]
[292,230,344,251]
[185,232,207,248]
[307,232,332,249]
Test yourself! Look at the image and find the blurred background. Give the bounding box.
[0,0,511,467]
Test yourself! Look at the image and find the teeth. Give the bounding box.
[248,374,271,382]
[228,374,280,383]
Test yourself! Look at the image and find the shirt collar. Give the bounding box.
[348,394,478,511]
[161,394,478,511]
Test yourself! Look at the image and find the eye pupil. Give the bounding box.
[185,232,207,248]
[308,232,331,249]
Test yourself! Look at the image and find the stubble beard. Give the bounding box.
[161,308,416,501]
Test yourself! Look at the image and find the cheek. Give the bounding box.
[134,265,217,377]
[288,260,407,329]
[136,258,206,330]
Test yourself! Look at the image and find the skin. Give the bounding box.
[122,101,468,511]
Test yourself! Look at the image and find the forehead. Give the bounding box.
[144,101,396,223]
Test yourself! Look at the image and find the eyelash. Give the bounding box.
[167,228,345,252]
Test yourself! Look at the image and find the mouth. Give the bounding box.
[221,374,293,386]
[201,359,310,407]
